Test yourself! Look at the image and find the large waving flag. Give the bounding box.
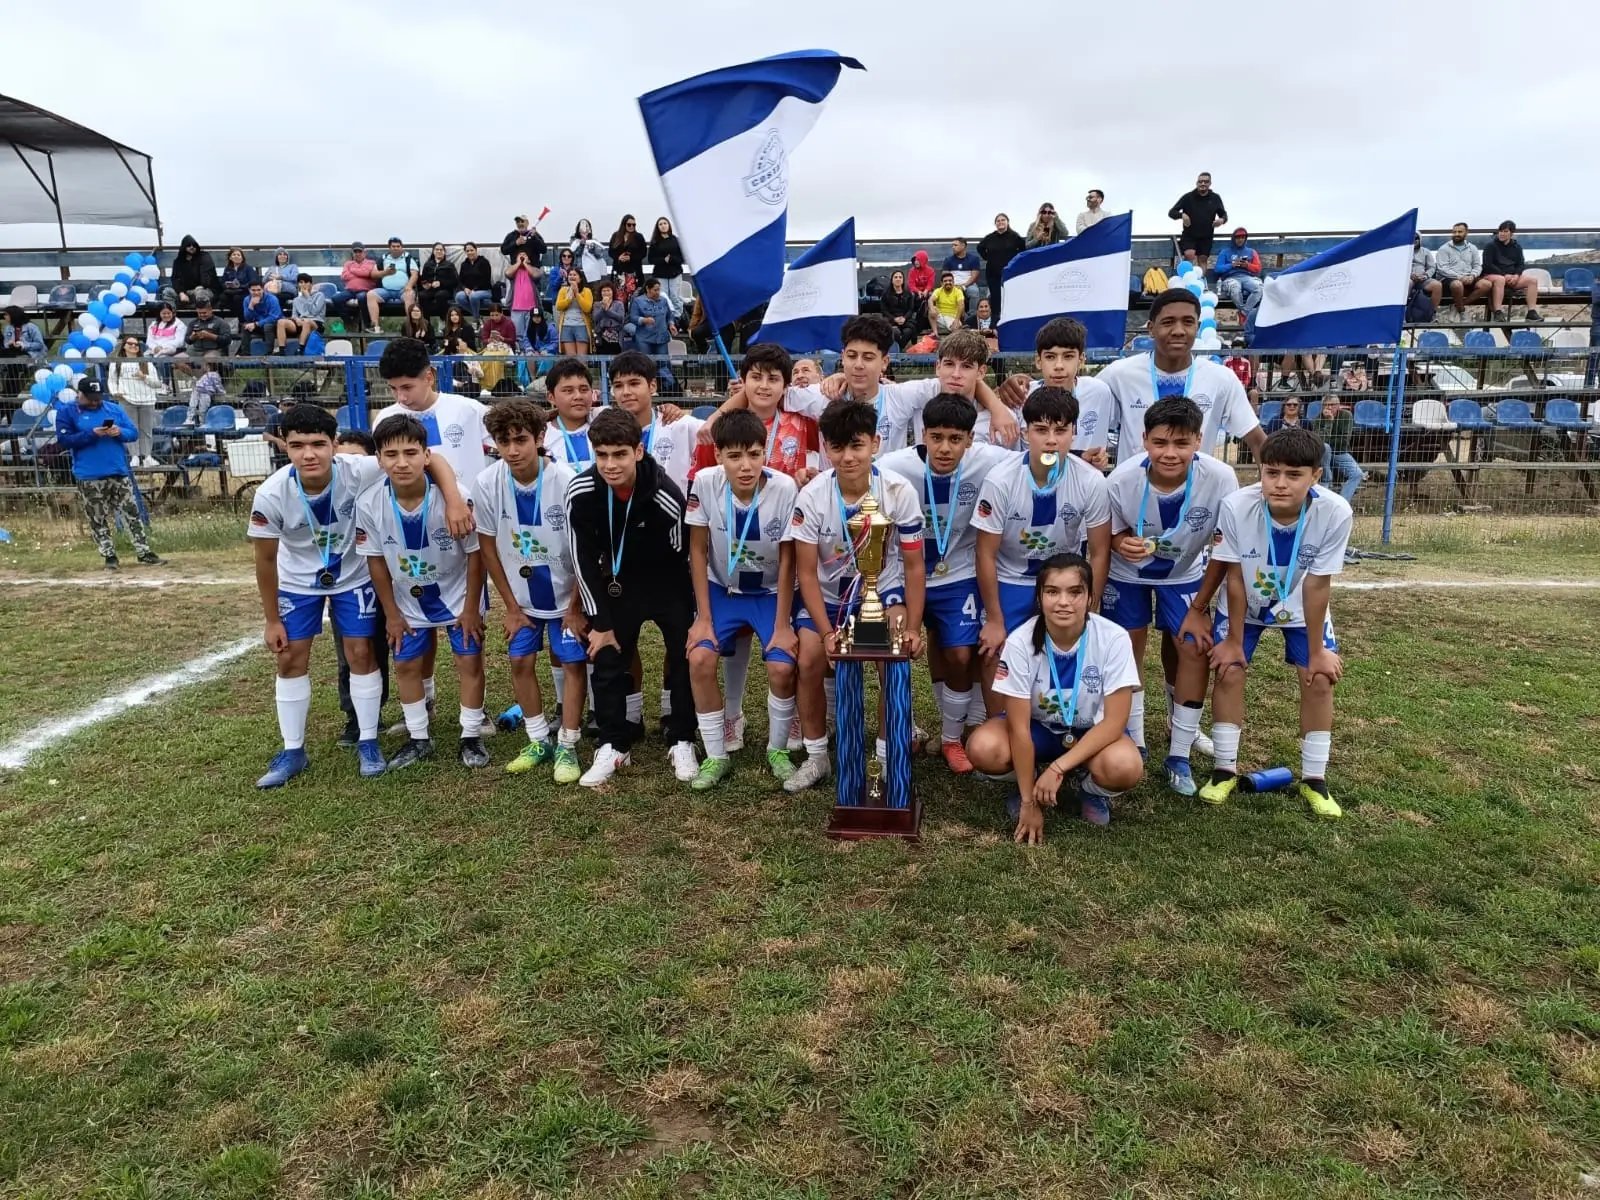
[998,212,1133,352]
[637,50,865,330]
[1253,210,1417,348]
[752,218,858,351]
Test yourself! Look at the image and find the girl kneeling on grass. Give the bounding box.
[966,554,1144,842]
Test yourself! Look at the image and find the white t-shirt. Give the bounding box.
[542,414,596,472]
[1098,353,1259,466]
[792,467,924,606]
[971,452,1111,586]
[372,393,491,499]
[1025,374,1114,455]
[1212,483,1353,627]
[355,479,481,628]
[784,378,942,453]
[877,442,1011,587]
[993,614,1140,735]
[686,467,799,594]
[474,459,577,620]
[641,414,703,497]
[248,453,383,594]
[1105,452,1240,586]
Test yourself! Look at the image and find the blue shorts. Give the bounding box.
[1213,612,1338,669]
[372,287,406,303]
[1101,579,1199,636]
[278,586,378,643]
[395,623,482,663]
[1029,719,1092,767]
[508,618,588,665]
[795,589,905,636]
[696,585,795,664]
[924,579,982,648]
[989,580,1036,633]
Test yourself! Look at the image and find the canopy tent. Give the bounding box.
[0,94,161,244]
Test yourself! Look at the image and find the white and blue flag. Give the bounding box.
[752,218,857,351]
[1253,210,1417,348]
[637,50,865,329]
[997,212,1133,352]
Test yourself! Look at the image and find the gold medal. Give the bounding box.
[1141,538,1158,556]
[1275,606,1292,624]
[933,561,948,576]
[1061,731,1076,749]
[1039,452,1059,467]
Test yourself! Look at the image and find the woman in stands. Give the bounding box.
[555,267,593,356]
[438,305,477,355]
[978,213,1026,322]
[401,303,436,351]
[220,248,257,317]
[418,242,458,321]
[592,280,626,356]
[571,220,608,285]
[111,334,163,467]
[548,247,576,310]
[881,270,921,350]
[454,242,494,320]
[263,248,299,296]
[1263,395,1303,434]
[646,217,684,318]
[608,216,648,290]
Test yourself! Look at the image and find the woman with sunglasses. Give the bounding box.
[1026,203,1068,249]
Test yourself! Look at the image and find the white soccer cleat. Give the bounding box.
[1193,729,1216,757]
[782,752,831,794]
[669,741,699,782]
[723,714,747,754]
[579,744,631,788]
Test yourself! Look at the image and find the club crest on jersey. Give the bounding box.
[1082,665,1103,694]
[544,506,565,532]
[764,516,785,541]
[957,480,980,506]
[1058,504,1081,529]
[1078,411,1099,437]
[1184,506,1213,532]
[442,422,466,447]
[653,435,674,461]
[780,435,800,459]
[338,497,356,519]
[277,595,296,617]
[1190,392,1214,413]
[1101,582,1120,608]
[431,528,456,552]
[1297,545,1319,569]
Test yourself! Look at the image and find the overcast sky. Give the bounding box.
[7,0,1600,249]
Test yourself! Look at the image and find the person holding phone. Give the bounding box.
[54,378,165,570]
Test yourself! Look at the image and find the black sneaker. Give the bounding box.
[136,552,167,566]
[459,736,491,769]
[1525,309,1544,323]
[385,737,434,772]
[104,556,120,571]
[337,717,361,748]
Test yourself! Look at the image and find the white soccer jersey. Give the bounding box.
[686,467,799,594]
[993,613,1140,734]
[791,467,924,606]
[1106,452,1240,586]
[641,414,703,496]
[542,414,596,471]
[878,442,1011,586]
[971,452,1111,585]
[1098,353,1259,465]
[784,378,942,453]
[1212,484,1353,627]
[475,459,577,620]
[355,479,482,628]
[1026,374,1114,454]
[373,392,491,497]
[248,453,383,594]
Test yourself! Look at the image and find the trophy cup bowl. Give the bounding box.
[844,490,893,651]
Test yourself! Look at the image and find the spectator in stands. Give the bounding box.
[276,274,326,354]
[548,247,576,309]
[908,250,937,301]
[110,334,161,466]
[1274,353,1326,392]
[965,297,999,352]
[505,248,541,351]
[571,219,608,284]
[146,301,186,362]
[978,213,1026,321]
[367,237,419,327]
[481,300,517,349]
[629,277,675,356]
[401,303,435,350]
[1223,339,1261,409]
[334,242,381,329]
[454,242,494,319]
[55,379,164,570]
[1432,223,1482,323]
[1,306,45,390]
[1313,395,1364,502]
[1214,228,1262,314]
[1026,202,1068,248]
[1263,395,1303,433]
[220,248,257,317]
[646,217,685,317]
[943,237,983,310]
[556,267,593,355]
[479,327,514,393]
[1077,190,1107,233]
[262,248,298,296]
[417,242,458,320]
[1478,220,1543,323]
[526,308,557,356]
[592,280,627,355]
[1337,360,1370,392]
[1168,172,1227,268]
[500,214,546,269]
[1411,234,1443,313]
[881,270,921,349]
[184,362,225,424]
[183,291,231,359]
[166,234,219,306]
[608,215,648,288]
[239,281,282,355]
[928,270,966,333]
[438,306,477,355]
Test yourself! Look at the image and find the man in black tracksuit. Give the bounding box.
[565,407,696,783]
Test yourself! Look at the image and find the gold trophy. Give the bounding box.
[837,490,896,653]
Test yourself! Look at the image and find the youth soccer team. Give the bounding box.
[248,288,1354,842]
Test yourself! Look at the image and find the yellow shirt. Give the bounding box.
[932,286,963,320]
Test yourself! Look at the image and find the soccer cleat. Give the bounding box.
[104,556,120,571]
[691,755,732,791]
[1080,792,1112,826]
[337,717,360,748]
[1164,756,1197,797]
[782,752,831,794]
[1198,772,1238,806]
[357,739,387,777]
[972,768,1018,783]
[911,724,930,755]
[386,738,434,773]
[1298,780,1343,819]
[1005,792,1023,821]
[786,716,802,752]
[723,714,747,754]
[580,744,630,788]
[669,741,699,781]
[459,736,491,769]
[256,747,308,789]
[767,748,796,782]
[477,717,498,739]
[941,741,975,775]
[1193,729,1216,757]
[505,738,555,774]
[552,743,582,784]
[136,552,167,566]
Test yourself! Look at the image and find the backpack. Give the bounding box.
[1141,266,1170,296]
[1405,281,1436,324]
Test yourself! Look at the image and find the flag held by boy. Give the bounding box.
[753,217,858,351]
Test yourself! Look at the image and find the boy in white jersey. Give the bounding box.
[541,357,599,471]
[879,394,1011,774]
[1200,426,1351,818]
[249,405,471,788]
[1097,290,1263,467]
[789,400,927,794]
[685,410,801,789]
[476,400,589,783]
[357,414,488,772]
[1103,397,1239,796]
[997,317,1115,469]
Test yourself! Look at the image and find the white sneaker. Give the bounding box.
[478,717,497,738]
[782,752,832,794]
[1193,729,1216,757]
[669,741,699,781]
[723,713,747,754]
[786,716,803,752]
[579,744,630,787]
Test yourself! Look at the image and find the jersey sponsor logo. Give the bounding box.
[1082,665,1103,693]
[686,493,700,511]
[355,527,368,545]
[1241,546,1260,559]
[250,510,269,527]
[792,507,806,527]
[1184,506,1213,532]
[384,534,399,546]
[1020,529,1054,552]
[976,498,993,518]
[398,554,437,581]
[993,660,1009,682]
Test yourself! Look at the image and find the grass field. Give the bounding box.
[1,527,1599,1198]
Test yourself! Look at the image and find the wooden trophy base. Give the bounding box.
[826,795,923,842]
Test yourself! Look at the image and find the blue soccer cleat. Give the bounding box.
[357,739,387,778]
[1080,792,1112,826]
[256,748,308,789]
[1164,756,1197,797]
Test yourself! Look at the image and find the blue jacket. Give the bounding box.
[54,398,137,480]
[242,291,283,329]
[628,294,673,348]
[1215,245,1260,280]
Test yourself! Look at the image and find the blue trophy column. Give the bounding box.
[884,659,913,809]
[835,659,865,807]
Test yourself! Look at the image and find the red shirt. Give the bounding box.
[691,410,818,480]
[1223,355,1253,388]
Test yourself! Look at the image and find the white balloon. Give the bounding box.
[1200,290,1219,306]
[109,282,129,298]
[53,363,73,380]
[33,368,51,383]
[129,286,148,304]
[139,264,160,283]
[85,346,108,360]
[76,313,98,332]
[21,397,47,417]
[115,299,137,318]
[62,347,83,359]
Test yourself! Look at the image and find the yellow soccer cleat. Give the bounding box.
[1197,773,1238,806]
[1298,781,1343,819]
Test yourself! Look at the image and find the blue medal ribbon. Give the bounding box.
[1024,451,1062,497]
[292,460,340,583]
[1260,496,1310,623]
[1136,458,1196,546]
[555,416,591,468]
[724,476,763,583]
[1044,623,1090,737]
[607,487,634,582]
[922,452,964,569]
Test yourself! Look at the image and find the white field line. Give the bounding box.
[0,575,252,588]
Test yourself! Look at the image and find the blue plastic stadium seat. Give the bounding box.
[1463,330,1496,349]
[1417,330,1449,349]
[201,404,237,433]
[1303,400,1323,422]
[1563,267,1595,297]
[1352,400,1387,430]
[1493,398,1539,429]
[1257,401,1282,427]
[1544,398,1591,430]
[159,405,190,429]
[691,405,718,420]
[1448,399,1493,431]
[364,339,388,359]
[1509,329,1544,349]
[314,282,337,300]
[1131,335,1155,352]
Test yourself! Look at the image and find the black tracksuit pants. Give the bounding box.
[592,583,694,751]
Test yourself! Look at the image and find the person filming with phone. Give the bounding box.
[53,378,166,570]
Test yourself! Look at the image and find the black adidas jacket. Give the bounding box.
[565,454,690,632]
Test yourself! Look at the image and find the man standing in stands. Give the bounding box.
[1077,190,1107,233]
[1168,173,1228,270]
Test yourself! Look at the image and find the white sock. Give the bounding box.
[1169,704,1202,759]
[551,667,565,705]
[402,698,431,740]
[767,691,796,752]
[558,724,581,747]
[940,685,971,744]
[349,670,383,742]
[875,736,887,762]
[823,677,837,729]
[698,710,726,759]
[1082,776,1122,800]
[525,712,551,742]
[1127,690,1146,749]
[459,705,485,738]
[1211,722,1241,773]
[804,736,829,758]
[724,639,753,720]
[966,687,989,727]
[1301,730,1331,780]
[660,687,673,717]
[626,691,644,724]
[423,676,437,705]
[275,674,312,750]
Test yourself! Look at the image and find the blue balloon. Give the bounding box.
[87,300,109,323]
[30,381,50,403]
[92,337,116,352]
[67,331,90,351]
[101,311,123,330]
[124,252,143,271]
[141,254,157,267]
[114,271,134,287]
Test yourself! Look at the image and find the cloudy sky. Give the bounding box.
[6,0,1599,249]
